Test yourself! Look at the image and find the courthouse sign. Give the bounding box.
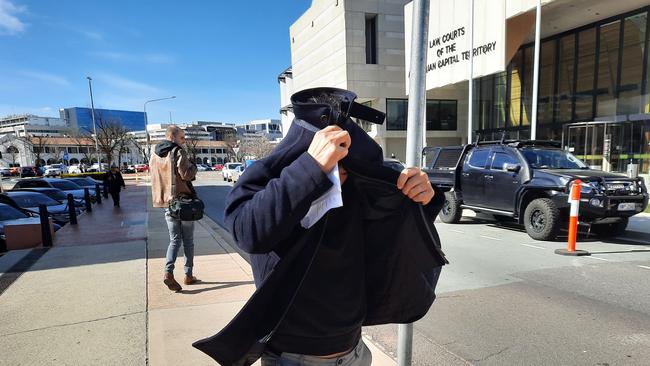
[405,0,507,91]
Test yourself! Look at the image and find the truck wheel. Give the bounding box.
[591,218,628,237]
[524,198,561,241]
[439,192,462,224]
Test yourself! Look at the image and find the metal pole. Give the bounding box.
[39,204,53,247]
[400,0,429,364]
[67,194,78,225]
[530,0,542,140]
[87,77,101,171]
[467,0,475,144]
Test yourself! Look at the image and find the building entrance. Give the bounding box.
[563,121,650,174]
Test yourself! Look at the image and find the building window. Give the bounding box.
[365,14,378,64]
[387,99,457,131]
[575,27,597,120]
[618,13,647,115]
[556,34,576,123]
[597,20,621,117]
[386,99,408,130]
[426,100,457,130]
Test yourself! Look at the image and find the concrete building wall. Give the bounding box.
[290,0,349,91]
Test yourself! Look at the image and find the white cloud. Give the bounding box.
[0,0,26,35]
[95,73,163,96]
[18,70,70,86]
[92,51,175,64]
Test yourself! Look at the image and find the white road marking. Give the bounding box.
[449,229,465,234]
[638,265,650,270]
[584,256,610,262]
[480,235,502,241]
[520,243,545,250]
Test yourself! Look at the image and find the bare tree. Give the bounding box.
[30,135,49,166]
[69,129,95,164]
[6,145,19,165]
[88,113,130,168]
[184,127,203,163]
[239,135,274,161]
[223,135,241,162]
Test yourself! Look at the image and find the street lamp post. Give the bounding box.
[144,96,176,162]
[86,77,102,171]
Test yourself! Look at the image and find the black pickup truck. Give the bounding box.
[423,140,649,240]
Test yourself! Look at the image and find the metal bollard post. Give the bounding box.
[39,204,53,247]
[95,183,102,204]
[84,188,92,212]
[67,193,77,225]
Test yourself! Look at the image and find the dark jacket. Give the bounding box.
[104,171,125,193]
[193,88,448,365]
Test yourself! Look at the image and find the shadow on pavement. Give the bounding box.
[179,280,254,295]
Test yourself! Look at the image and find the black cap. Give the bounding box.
[291,87,385,129]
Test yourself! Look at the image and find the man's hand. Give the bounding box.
[307,125,351,173]
[396,167,435,205]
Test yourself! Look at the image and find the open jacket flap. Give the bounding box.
[344,158,447,325]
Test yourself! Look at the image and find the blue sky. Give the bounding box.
[0,0,310,125]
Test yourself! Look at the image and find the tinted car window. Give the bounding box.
[0,204,28,221]
[467,149,490,168]
[491,153,519,171]
[69,178,92,186]
[50,181,81,190]
[15,180,47,188]
[8,193,59,207]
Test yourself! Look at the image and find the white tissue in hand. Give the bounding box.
[300,164,343,229]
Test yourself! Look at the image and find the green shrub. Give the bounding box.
[61,172,107,179]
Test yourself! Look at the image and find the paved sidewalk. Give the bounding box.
[0,182,148,365]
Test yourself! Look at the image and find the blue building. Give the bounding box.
[59,107,145,132]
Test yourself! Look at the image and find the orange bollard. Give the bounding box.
[555,179,589,256]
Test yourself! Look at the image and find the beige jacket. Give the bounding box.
[150,144,197,208]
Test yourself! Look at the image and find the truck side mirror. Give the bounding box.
[505,163,521,173]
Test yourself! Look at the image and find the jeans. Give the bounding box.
[261,339,371,366]
[164,209,195,277]
[110,192,120,207]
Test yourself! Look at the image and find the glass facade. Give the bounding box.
[386,99,457,131]
[62,107,146,132]
[474,7,650,173]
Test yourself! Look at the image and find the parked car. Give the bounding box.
[423,140,649,240]
[68,164,82,174]
[383,158,405,172]
[231,165,246,183]
[0,203,62,246]
[121,165,136,174]
[222,163,243,182]
[89,163,109,172]
[212,164,224,171]
[12,187,85,208]
[0,167,12,177]
[13,178,88,201]
[18,166,37,178]
[196,164,213,172]
[135,164,149,172]
[65,177,103,191]
[44,164,68,177]
[0,191,78,225]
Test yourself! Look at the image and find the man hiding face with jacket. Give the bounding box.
[193,88,447,366]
